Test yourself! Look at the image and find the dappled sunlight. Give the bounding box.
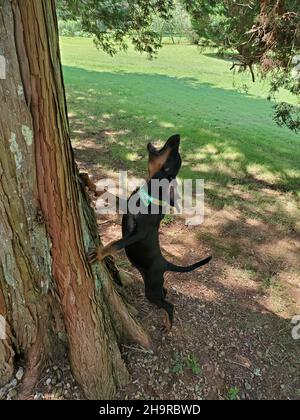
[224,266,258,291]
[72,128,86,135]
[171,279,221,302]
[101,112,114,120]
[246,163,283,185]
[66,56,300,292]
[159,121,175,128]
[105,129,132,137]
[258,238,300,267]
[63,66,300,196]
[75,139,103,150]
[201,201,300,317]
[117,258,299,398]
[73,143,300,398]
[222,151,245,161]
[126,152,143,162]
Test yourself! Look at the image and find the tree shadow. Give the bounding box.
[202,51,239,62]
[119,254,300,400]
[63,65,300,192]
[64,62,300,298]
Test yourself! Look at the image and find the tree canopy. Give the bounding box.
[185,0,260,52]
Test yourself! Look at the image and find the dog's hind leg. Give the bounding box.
[144,271,174,333]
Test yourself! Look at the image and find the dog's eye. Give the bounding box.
[165,167,170,172]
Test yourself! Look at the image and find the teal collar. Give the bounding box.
[139,187,168,207]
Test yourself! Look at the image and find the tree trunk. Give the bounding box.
[0,0,149,399]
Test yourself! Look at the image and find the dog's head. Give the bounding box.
[147,134,182,181]
[147,134,182,208]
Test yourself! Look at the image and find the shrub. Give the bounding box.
[58,20,90,38]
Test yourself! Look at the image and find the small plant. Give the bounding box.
[261,275,282,293]
[162,214,175,226]
[186,355,202,375]
[171,353,202,375]
[227,386,240,401]
[171,352,185,374]
[171,360,185,374]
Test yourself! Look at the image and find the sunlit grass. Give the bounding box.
[61,37,300,232]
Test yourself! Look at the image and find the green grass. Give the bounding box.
[61,37,300,194]
[161,214,175,226]
[61,38,300,240]
[60,37,300,318]
[59,39,300,396]
[227,386,240,401]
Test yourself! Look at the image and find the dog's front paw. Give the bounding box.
[88,248,101,265]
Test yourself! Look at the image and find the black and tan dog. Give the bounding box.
[89,134,212,332]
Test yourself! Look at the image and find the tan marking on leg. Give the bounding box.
[97,241,120,260]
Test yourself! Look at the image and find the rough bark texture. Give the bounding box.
[0,0,149,399]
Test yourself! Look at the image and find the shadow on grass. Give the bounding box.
[63,65,300,192]
[202,51,239,61]
[65,65,300,229]
[64,64,300,316]
[62,64,300,398]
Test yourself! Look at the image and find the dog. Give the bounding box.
[88,134,212,332]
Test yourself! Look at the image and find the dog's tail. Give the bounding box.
[165,256,212,273]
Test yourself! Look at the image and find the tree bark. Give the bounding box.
[0,0,149,399]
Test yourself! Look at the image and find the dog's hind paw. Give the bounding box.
[160,312,172,334]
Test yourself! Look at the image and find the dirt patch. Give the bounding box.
[98,215,300,400]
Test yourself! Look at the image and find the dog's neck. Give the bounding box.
[139,173,175,210]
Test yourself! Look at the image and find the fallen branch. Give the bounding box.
[122,344,154,354]
[225,359,252,371]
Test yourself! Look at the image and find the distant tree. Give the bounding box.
[237,0,300,131]
[151,0,193,44]
[184,0,300,132]
[56,0,174,56]
[58,19,89,37]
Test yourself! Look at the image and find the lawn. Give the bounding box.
[61,36,300,243]
[60,37,300,400]
[61,37,300,190]
[60,35,300,287]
